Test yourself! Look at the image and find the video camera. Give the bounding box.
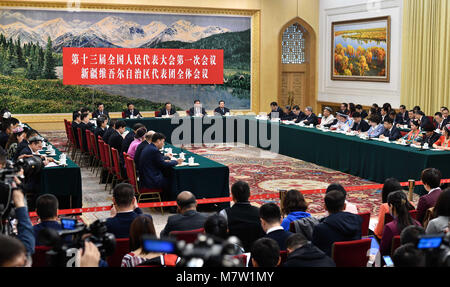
[37,218,116,267]
[0,156,44,233]
[417,230,450,267]
[142,234,245,267]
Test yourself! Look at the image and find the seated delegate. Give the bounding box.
[214,100,230,116]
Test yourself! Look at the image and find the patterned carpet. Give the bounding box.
[39,131,420,219]
[182,143,420,217]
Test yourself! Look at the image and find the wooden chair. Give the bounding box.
[32,246,52,267]
[110,147,125,188]
[358,212,371,237]
[63,119,72,153]
[186,110,190,116]
[85,129,95,168]
[97,137,107,179]
[169,228,204,243]
[76,127,89,166]
[89,131,100,172]
[154,110,160,117]
[122,111,126,119]
[124,153,163,213]
[102,142,114,191]
[106,238,130,267]
[331,238,371,267]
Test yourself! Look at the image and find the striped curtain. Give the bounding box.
[401,0,450,115]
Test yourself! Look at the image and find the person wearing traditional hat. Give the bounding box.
[364,114,385,138]
[319,107,336,128]
[414,122,441,147]
[331,112,354,132]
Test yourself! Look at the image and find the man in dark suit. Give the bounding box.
[259,203,292,251]
[214,100,230,116]
[395,105,409,125]
[416,168,443,224]
[292,105,306,123]
[434,112,449,131]
[379,118,402,141]
[78,113,95,151]
[351,112,370,132]
[108,120,127,152]
[312,190,362,256]
[267,102,285,119]
[355,104,368,120]
[124,103,142,118]
[105,183,148,238]
[94,116,108,140]
[415,111,431,130]
[134,131,154,173]
[102,119,117,144]
[339,103,349,115]
[281,105,296,121]
[160,191,208,238]
[380,107,389,123]
[189,100,207,116]
[138,132,183,193]
[219,181,265,252]
[92,103,109,119]
[158,102,177,117]
[299,106,319,126]
[71,111,82,149]
[441,107,449,122]
[283,233,336,267]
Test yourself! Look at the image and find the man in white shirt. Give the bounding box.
[259,203,292,250]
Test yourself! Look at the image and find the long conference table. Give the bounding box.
[125,115,450,196]
[22,124,82,209]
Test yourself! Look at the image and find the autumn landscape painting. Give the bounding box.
[331,16,390,82]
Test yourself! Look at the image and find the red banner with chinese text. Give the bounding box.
[63,47,224,85]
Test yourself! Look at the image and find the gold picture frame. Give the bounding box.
[0,0,261,114]
[331,16,390,83]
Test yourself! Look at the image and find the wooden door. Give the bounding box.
[280,72,306,108]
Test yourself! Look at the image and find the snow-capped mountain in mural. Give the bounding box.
[0,12,231,51]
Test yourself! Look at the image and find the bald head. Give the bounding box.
[145,130,155,142]
[176,191,197,212]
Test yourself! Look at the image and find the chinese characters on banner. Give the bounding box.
[63,47,224,85]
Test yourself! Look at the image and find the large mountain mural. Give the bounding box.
[0,9,251,113]
[0,15,231,50]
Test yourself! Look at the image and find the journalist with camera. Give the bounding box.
[0,151,35,267]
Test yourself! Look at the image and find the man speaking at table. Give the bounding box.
[214,100,230,116]
[158,102,177,117]
[139,133,183,200]
[189,100,207,116]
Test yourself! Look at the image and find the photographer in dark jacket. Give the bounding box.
[283,233,335,267]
